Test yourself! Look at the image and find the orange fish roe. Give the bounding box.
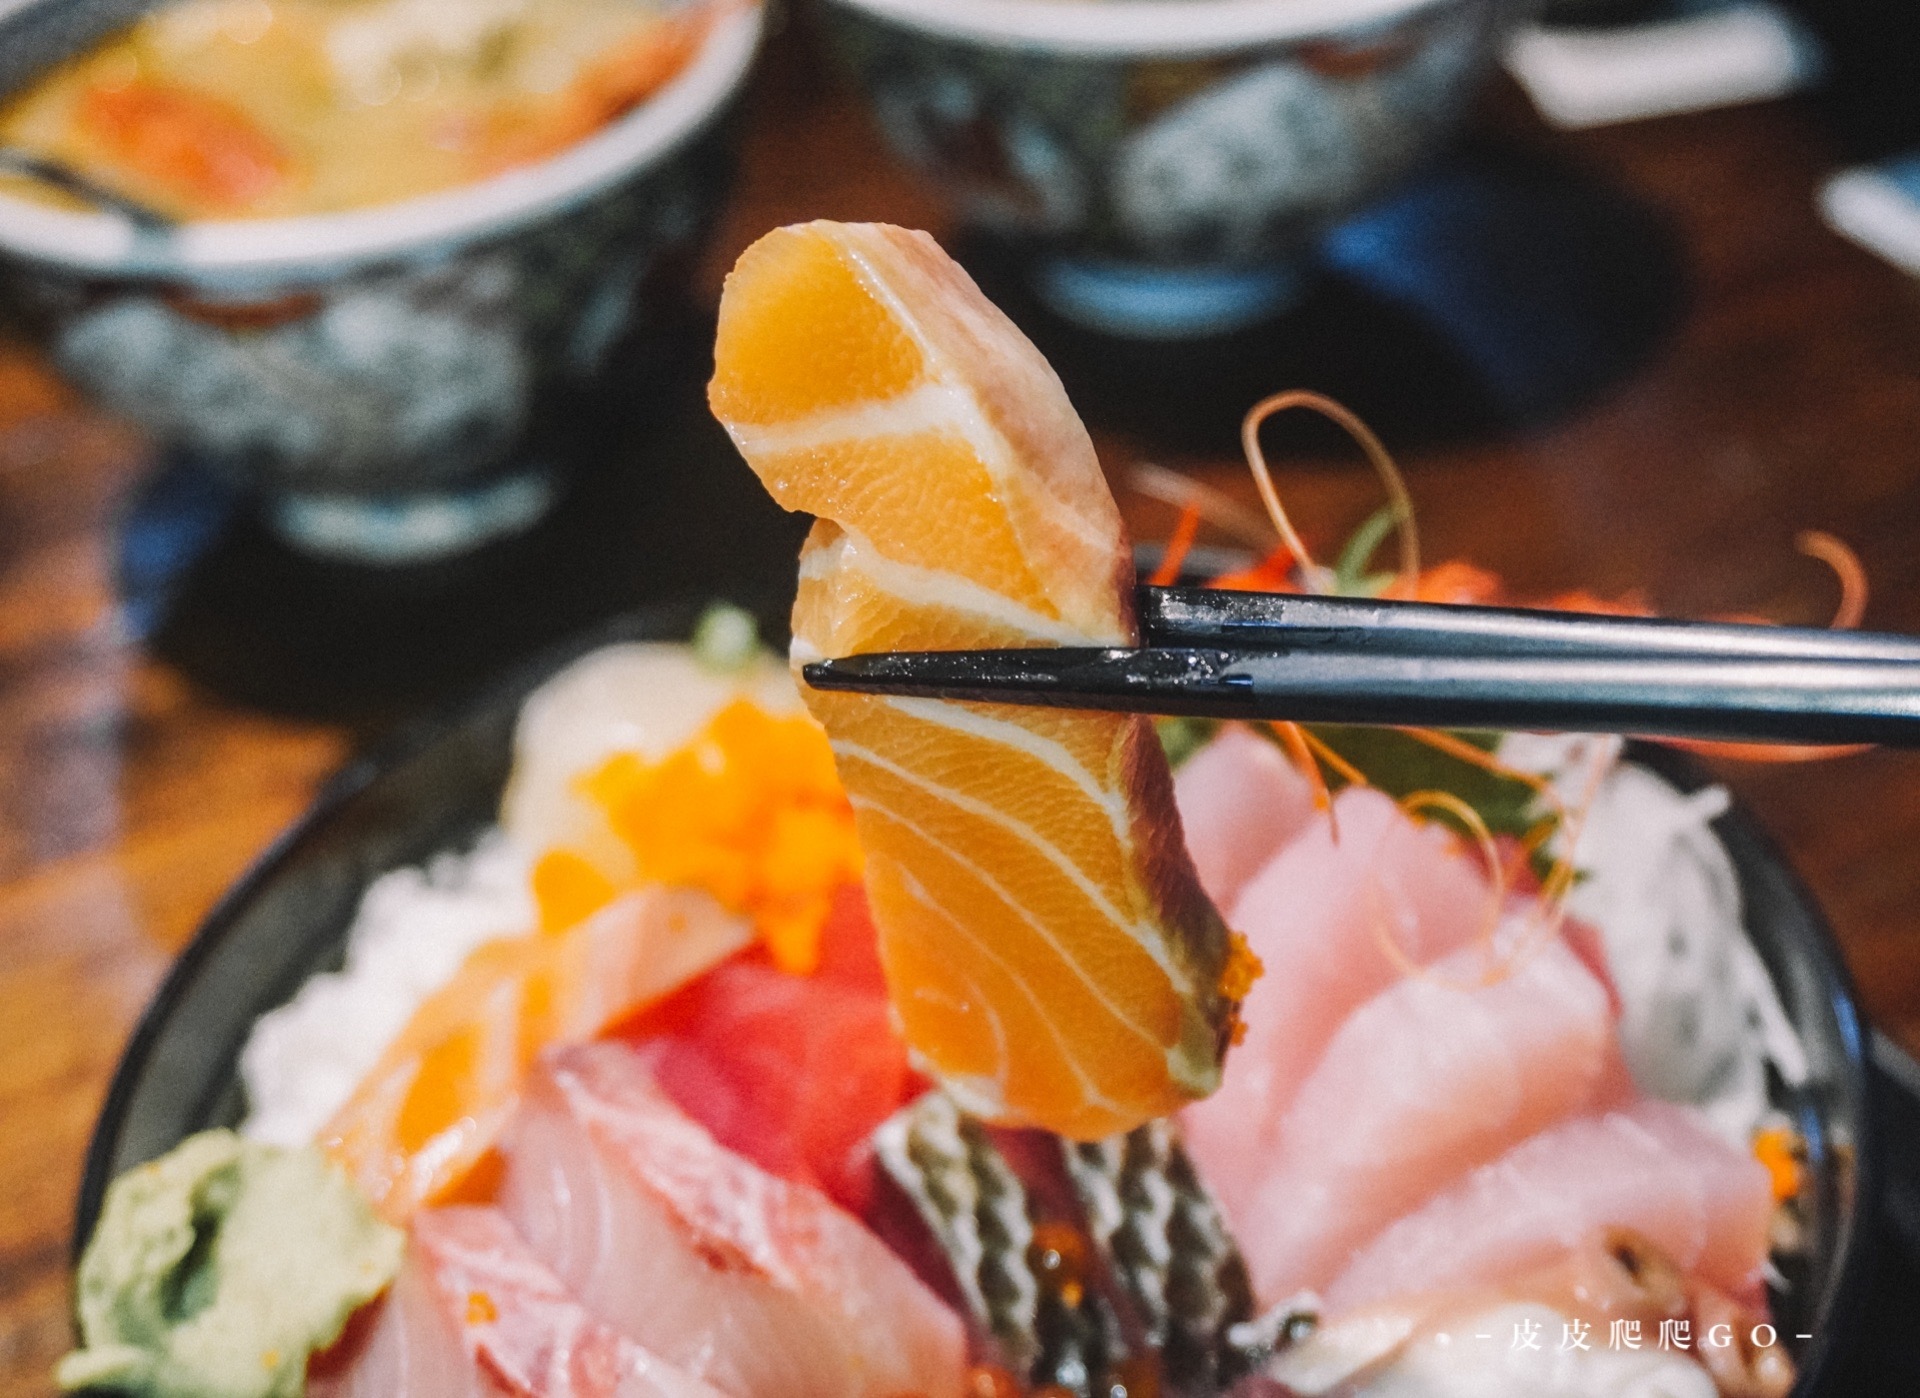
[582,697,863,974]
[1753,1125,1804,1203]
[531,847,619,935]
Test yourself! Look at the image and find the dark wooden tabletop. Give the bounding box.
[3,18,1919,1396]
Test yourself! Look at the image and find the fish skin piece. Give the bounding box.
[1181,787,1493,1223]
[312,1206,721,1398]
[710,221,1235,1139]
[1324,1101,1774,1315]
[498,1040,968,1398]
[1172,723,1319,910]
[1236,933,1616,1305]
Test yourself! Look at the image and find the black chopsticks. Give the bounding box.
[801,586,1920,747]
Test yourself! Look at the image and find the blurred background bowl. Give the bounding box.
[820,0,1522,338]
[0,0,763,564]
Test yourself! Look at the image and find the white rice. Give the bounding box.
[240,829,535,1146]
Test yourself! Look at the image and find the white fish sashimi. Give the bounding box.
[1271,1301,1717,1398]
[1326,1101,1774,1315]
[1172,723,1318,909]
[499,1041,967,1398]
[1237,933,1615,1304]
[312,1206,719,1398]
[1182,788,1493,1224]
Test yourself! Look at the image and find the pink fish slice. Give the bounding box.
[312,1205,719,1397]
[1325,1100,1774,1315]
[499,1041,968,1398]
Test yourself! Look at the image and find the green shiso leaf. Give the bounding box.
[1156,716,1221,769]
[1299,725,1555,855]
[1331,505,1401,598]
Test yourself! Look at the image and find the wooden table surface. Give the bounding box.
[4,21,1920,1395]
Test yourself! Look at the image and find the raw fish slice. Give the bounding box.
[1325,1101,1773,1313]
[711,221,1237,1139]
[1237,933,1615,1303]
[1181,787,1492,1221]
[499,1041,967,1398]
[310,1240,480,1398]
[1620,1100,1776,1297]
[312,1207,721,1398]
[323,887,751,1222]
[617,895,912,1214]
[1172,723,1318,908]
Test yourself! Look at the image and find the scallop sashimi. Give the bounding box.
[1234,934,1616,1303]
[312,1206,723,1398]
[1324,1101,1776,1314]
[321,887,752,1221]
[1181,786,1493,1220]
[1171,723,1319,909]
[498,1040,967,1398]
[709,220,1238,1139]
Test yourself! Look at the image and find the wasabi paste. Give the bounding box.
[59,1130,402,1398]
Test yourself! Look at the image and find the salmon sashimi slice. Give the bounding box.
[709,221,1237,1139]
[1234,932,1616,1304]
[312,1206,724,1398]
[1324,1101,1775,1314]
[1172,723,1320,909]
[498,1041,967,1398]
[322,888,752,1222]
[1181,787,1493,1222]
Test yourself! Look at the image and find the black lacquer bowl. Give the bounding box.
[73,606,1883,1395]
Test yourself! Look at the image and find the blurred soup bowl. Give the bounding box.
[0,0,763,563]
[822,0,1517,337]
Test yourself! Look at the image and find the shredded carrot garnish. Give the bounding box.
[1295,724,1371,790]
[1148,503,1203,587]
[1130,462,1277,548]
[1669,531,1871,764]
[1376,789,1511,987]
[1667,737,1875,764]
[1269,720,1338,842]
[1240,390,1419,596]
[1799,529,1867,629]
[1208,545,1298,593]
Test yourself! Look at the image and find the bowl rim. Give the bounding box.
[821,0,1456,58]
[0,2,761,283]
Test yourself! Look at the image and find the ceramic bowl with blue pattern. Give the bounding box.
[823,0,1519,338]
[0,0,762,562]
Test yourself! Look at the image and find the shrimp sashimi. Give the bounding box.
[1181,786,1493,1221]
[322,887,752,1222]
[1234,933,1616,1304]
[498,1040,967,1398]
[1325,1101,1776,1314]
[710,221,1237,1139]
[1172,723,1319,908]
[311,1206,724,1398]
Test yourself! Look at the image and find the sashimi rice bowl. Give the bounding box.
[68,222,1868,1398]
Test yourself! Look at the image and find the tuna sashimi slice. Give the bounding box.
[1181,788,1493,1222]
[499,1041,967,1398]
[1326,1100,1774,1314]
[1236,933,1615,1304]
[312,1206,720,1398]
[1172,724,1318,909]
